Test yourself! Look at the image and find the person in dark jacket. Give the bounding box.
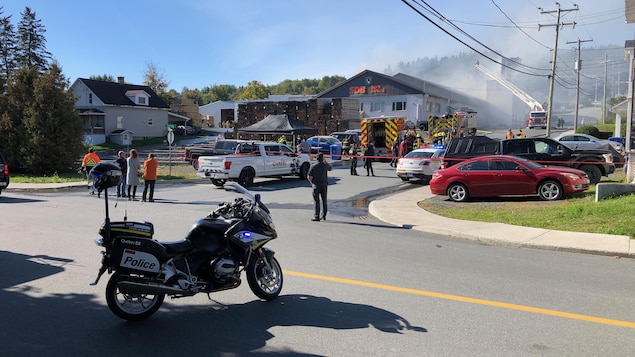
[350,142,359,175]
[390,138,400,167]
[307,153,333,221]
[363,143,375,176]
[115,150,127,197]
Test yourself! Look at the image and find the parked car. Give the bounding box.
[396,148,444,183]
[554,133,618,152]
[184,139,244,169]
[331,131,359,144]
[306,135,342,154]
[441,135,613,184]
[176,125,196,135]
[0,152,9,195]
[429,155,590,202]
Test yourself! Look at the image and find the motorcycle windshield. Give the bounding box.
[249,205,277,238]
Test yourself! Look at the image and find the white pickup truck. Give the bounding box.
[197,141,312,187]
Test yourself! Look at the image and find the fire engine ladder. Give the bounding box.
[474,62,544,112]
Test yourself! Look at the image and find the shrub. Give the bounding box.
[577,125,601,137]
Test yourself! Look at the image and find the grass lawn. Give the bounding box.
[419,173,635,238]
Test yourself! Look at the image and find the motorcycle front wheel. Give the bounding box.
[247,255,283,300]
[105,273,165,321]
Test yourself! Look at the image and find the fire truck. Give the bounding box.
[360,117,405,157]
[474,62,546,129]
[429,111,477,144]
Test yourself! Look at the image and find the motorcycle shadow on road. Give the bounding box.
[120,294,428,354]
[0,250,426,355]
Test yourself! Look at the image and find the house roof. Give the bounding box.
[77,78,170,108]
[316,69,486,111]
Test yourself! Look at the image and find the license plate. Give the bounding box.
[0,182,7,186]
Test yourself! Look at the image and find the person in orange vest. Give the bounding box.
[506,129,515,139]
[142,153,158,202]
[81,147,101,195]
[517,129,526,138]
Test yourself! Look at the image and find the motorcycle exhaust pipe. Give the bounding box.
[118,281,193,296]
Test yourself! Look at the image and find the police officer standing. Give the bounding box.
[307,153,333,221]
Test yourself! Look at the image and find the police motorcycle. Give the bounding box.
[89,163,283,321]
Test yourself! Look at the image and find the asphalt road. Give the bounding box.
[2,163,635,356]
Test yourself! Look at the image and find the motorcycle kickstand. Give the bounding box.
[206,293,228,310]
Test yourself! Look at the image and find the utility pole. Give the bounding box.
[602,54,608,125]
[566,38,592,131]
[539,4,579,137]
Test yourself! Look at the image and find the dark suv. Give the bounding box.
[441,135,614,184]
[0,152,9,195]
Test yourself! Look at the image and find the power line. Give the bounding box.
[490,0,550,50]
[400,0,550,76]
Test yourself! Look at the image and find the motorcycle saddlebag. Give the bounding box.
[106,220,154,240]
[111,236,167,274]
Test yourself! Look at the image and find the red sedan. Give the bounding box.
[429,155,590,202]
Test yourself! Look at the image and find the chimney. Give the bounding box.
[117,76,124,84]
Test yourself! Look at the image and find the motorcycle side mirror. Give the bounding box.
[254,193,261,203]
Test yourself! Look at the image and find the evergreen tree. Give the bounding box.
[0,66,36,170]
[89,74,115,82]
[24,62,83,173]
[15,6,51,72]
[0,8,18,87]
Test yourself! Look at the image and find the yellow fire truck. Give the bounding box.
[360,117,405,157]
[428,111,477,143]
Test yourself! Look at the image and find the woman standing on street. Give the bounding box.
[126,149,141,201]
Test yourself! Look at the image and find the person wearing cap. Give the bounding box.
[307,153,332,221]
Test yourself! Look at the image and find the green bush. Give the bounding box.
[577,125,601,137]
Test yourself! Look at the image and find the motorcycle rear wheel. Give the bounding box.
[247,256,283,300]
[105,273,165,321]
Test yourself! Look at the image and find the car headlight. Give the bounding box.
[561,173,582,180]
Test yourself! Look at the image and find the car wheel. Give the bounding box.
[537,180,563,201]
[579,164,602,185]
[238,168,255,188]
[447,183,468,202]
[400,177,410,182]
[192,160,199,170]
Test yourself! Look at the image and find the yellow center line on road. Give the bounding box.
[284,270,635,329]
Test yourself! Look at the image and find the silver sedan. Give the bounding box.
[396,148,444,183]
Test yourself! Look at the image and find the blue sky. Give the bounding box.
[1,0,631,91]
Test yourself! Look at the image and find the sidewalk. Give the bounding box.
[369,185,635,257]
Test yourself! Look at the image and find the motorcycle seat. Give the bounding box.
[162,240,194,255]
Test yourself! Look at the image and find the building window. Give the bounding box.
[88,93,93,104]
[434,103,441,114]
[370,102,383,112]
[425,101,432,112]
[138,97,146,105]
[392,101,406,111]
